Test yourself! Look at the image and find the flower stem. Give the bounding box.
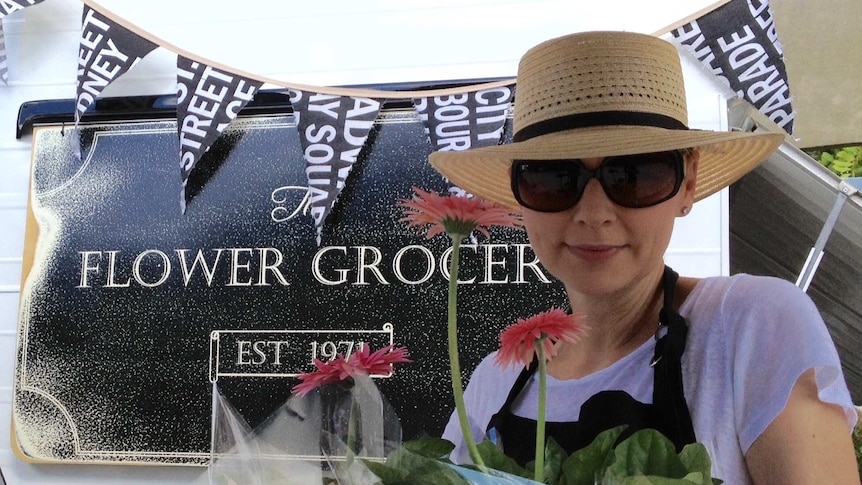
[448,235,487,472]
[346,392,357,468]
[535,338,547,483]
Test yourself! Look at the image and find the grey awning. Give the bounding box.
[728,100,862,402]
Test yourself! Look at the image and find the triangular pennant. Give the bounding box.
[414,84,513,195]
[1,0,49,85]
[0,0,47,17]
[75,6,158,125]
[289,89,381,244]
[0,22,7,85]
[176,56,263,211]
[414,84,513,152]
[671,0,795,134]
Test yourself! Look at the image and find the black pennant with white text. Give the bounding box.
[0,0,46,16]
[414,85,512,152]
[176,56,263,211]
[414,84,513,195]
[75,6,158,125]
[1,0,49,84]
[290,89,382,244]
[0,23,7,85]
[671,0,795,134]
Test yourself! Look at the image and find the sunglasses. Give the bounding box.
[511,150,686,212]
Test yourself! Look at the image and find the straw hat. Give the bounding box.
[429,31,785,209]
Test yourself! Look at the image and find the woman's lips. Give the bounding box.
[568,244,623,262]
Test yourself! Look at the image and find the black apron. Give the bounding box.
[485,266,696,466]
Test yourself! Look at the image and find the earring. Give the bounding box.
[681,206,690,216]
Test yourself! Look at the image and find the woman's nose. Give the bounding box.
[571,178,616,225]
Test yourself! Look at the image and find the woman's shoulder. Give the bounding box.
[683,272,824,343]
[461,351,524,414]
[687,272,812,313]
[469,351,523,383]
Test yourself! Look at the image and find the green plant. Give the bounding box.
[810,146,862,178]
[364,427,722,484]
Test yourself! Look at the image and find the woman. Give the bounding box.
[432,31,859,484]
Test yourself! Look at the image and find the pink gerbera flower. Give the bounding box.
[350,343,411,376]
[396,186,519,471]
[399,186,521,239]
[291,344,411,396]
[495,308,587,369]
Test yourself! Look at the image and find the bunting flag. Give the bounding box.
[0,22,7,85]
[2,0,799,234]
[176,56,263,211]
[290,89,382,244]
[0,0,46,16]
[1,0,49,85]
[414,85,513,152]
[414,85,514,195]
[75,6,158,125]
[671,0,795,134]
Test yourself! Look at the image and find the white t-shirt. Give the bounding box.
[443,274,857,484]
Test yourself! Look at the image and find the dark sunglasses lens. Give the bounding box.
[513,161,582,212]
[602,151,682,208]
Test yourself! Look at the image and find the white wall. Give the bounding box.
[0,0,725,483]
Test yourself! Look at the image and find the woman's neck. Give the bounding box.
[548,268,666,379]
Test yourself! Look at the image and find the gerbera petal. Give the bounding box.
[398,186,521,240]
[292,358,348,396]
[350,343,412,375]
[495,308,588,369]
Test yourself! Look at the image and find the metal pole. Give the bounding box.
[796,181,857,292]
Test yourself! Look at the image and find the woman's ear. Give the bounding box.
[680,148,700,216]
[680,149,699,211]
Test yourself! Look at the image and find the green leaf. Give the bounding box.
[560,426,625,485]
[361,459,409,483]
[677,443,713,482]
[681,471,707,483]
[836,151,856,162]
[604,429,687,479]
[599,473,707,484]
[543,437,567,485]
[404,461,473,485]
[367,444,471,485]
[809,146,862,178]
[401,437,456,460]
[475,440,533,479]
[387,444,440,471]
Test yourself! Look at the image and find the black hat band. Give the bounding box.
[513,110,689,143]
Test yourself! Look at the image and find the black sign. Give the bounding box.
[14,109,566,464]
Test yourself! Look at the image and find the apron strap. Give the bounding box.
[486,357,538,439]
[650,266,697,448]
[486,266,697,451]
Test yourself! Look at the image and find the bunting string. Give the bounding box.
[5,0,793,240]
[81,0,516,99]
